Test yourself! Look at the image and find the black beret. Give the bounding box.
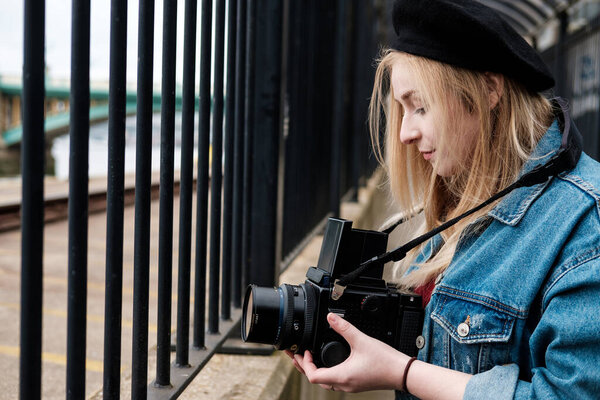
[391,0,555,92]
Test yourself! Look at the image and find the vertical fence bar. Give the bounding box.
[221,0,237,320]
[330,0,347,218]
[66,0,90,398]
[358,0,374,184]
[176,0,198,368]
[156,0,178,387]
[367,3,381,177]
[350,0,363,201]
[241,0,256,292]
[103,0,127,397]
[231,0,247,308]
[308,0,322,233]
[555,10,569,97]
[282,0,340,262]
[284,0,315,260]
[194,0,212,350]
[248,0,283,288]
[19,1,45,399]
[131,0,155,397]
[208,0,226,334]
[276,0,289,272]
[281,0,302,261]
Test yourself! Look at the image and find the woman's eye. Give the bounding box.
[415,107,426,115]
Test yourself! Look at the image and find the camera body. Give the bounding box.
[242,218,424,367]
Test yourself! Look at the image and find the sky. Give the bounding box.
[0,0,210,88]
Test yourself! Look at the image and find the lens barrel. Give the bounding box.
[242,285,283,345]
[242,283,316,351]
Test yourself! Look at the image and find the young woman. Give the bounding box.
[287,1,600,399]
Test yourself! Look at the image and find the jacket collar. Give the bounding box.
[488,121,562,226]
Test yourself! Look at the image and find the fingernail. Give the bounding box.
[328,313,338,325]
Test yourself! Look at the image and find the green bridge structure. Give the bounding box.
[0,76,184,148]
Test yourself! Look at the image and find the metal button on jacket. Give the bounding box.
[416,335,425,349]
[457,322,470,337]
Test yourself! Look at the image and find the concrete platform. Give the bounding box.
[0,179,183,399]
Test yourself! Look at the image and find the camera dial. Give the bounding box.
[320,341,350,367]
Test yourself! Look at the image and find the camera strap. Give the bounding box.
[332,98,583,300]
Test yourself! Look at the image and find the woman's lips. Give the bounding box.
[421,150,435,161]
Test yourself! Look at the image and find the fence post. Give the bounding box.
[67,0,90,398]
[175,0,198,369]
[208,0,226,335]
[330,0,349,217]
[103,0,128,397]
[131,0,155,397]
[155,0,178,387]
[221,0,238,321]
[20,1,45,398]
[248,0,284,287]
[193,0,213,350]
[241,0,256,291]
[232,0,247,308]
[555,10,569,97]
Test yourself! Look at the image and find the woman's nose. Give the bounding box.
[400,122,420,145]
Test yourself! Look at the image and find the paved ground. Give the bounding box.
[0,176,186,399]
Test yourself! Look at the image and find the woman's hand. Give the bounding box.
[285,312,411,393]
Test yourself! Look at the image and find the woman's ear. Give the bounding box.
[484,72,504,110]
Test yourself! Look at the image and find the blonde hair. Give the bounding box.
[369,49,554,289]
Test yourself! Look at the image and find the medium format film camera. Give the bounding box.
[241,218,424,367]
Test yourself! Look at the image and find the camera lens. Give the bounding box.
[244,290,254,339]
[242,283,316,351]
[242,285,281,345]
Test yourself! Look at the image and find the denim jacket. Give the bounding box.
[396,120,600,399]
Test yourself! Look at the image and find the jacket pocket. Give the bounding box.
[430,291,517,374]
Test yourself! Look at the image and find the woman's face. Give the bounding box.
[390,60,479,177]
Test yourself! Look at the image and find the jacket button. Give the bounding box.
[457,322,470,337]
[416,335,425,349]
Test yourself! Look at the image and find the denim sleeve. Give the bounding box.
[464,256,600,400]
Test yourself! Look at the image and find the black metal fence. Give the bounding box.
[282,0,382,264]
[19,0,386,398]
[542,13,600,161]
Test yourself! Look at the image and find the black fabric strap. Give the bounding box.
[336,179,522,287]
[381,209,424,235]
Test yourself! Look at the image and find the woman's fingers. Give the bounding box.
[285,349,307,375]
[327,313,361,346]
[292,358,306,375]
[297,350,342,386]
[297,350,321,378]
[283,350,294,359]
[288,315,401,392]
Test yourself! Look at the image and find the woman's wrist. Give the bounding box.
[401,356,418,393]
[391,352,414,392]
[398,358,472,400]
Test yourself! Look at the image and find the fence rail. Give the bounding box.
[18,0,386,398]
